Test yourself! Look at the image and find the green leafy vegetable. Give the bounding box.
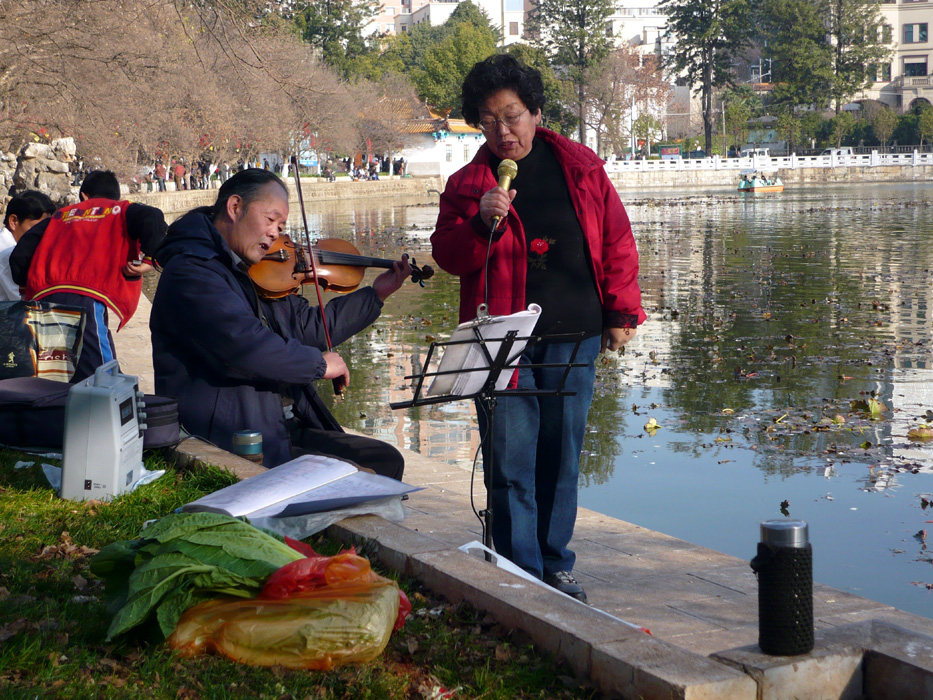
[90,512,303,641]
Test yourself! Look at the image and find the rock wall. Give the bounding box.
[1,138,78,211]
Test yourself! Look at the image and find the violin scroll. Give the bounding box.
[409,259,435,288]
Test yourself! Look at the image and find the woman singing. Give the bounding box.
[431,54,645,603]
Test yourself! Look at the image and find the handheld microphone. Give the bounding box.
[489,159,518,232]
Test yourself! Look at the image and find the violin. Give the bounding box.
[249,235,434,299]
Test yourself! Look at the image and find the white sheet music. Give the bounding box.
[427,304,541,398]
[181,455,418,518]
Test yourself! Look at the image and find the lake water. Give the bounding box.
[168,183,933,620]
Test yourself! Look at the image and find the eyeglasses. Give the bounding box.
[477,109,528,132]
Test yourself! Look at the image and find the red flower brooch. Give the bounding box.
[528,237,555,270]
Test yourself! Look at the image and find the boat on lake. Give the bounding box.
[738,168,784,193]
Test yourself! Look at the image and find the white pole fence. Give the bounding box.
[604,151,933,174]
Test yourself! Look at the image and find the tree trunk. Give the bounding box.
[702,58,713,156]
[578,80,586,144]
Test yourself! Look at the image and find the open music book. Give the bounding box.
[427,304,541,398]
[181,454,421,519]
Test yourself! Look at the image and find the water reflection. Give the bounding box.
[156,185,933,619]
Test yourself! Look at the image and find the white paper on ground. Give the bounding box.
[40,464,165,495]
[457,540,650,633]
[41,463,62,491]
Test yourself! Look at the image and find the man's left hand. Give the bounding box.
[601,327,637,353]
[372,255,413,302]
[122,261,153,278]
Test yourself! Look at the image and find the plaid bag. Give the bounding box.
[0,301,85,381]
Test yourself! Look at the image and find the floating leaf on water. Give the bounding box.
[860,440,873,449]
[908,425,933,441]
[851,398,887,420]
[722,408,734,415]
[780,500,790,516]
[643,418,661,435]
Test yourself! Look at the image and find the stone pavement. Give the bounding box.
[116,295,933,700]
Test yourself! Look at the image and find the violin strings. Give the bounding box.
[314,250,394,268]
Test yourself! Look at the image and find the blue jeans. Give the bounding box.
[476,335,600,579]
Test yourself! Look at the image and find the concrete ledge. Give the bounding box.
[166,436,267,480]
[326,514,453,575]
[863,620,933,700]
[591,637,758,700]
[713,619,933,700]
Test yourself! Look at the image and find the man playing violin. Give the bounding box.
[150,168,412,478]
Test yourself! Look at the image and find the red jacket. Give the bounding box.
[24,199,143,329]
[431,128,646,329]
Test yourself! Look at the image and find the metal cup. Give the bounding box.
[232,430,263,465]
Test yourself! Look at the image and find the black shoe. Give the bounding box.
[544,571,588,604]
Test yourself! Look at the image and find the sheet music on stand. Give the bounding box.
[426,304,542,398]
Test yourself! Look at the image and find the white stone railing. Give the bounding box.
[604,151,933,173]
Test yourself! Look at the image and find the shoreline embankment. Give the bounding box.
[130,177,446,215]
[129,164,933,216]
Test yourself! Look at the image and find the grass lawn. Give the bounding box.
[0,448,595,699]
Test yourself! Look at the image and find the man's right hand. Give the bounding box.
[322,351,350,388]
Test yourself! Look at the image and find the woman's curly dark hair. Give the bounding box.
[461,54,546,127]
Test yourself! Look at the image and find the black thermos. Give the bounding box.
[750,519,814,655]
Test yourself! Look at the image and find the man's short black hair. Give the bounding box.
[79,170,121,200]
[211,168,288,222]
[461,54,546,127]
[4,190,56,228]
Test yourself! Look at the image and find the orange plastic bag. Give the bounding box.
[167,551,408,669]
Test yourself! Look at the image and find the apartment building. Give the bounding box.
[365,0,524,44]
[863,0,933,111]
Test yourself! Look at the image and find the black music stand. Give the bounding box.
[391,321,586,554]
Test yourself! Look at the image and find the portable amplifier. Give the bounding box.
[60,361,146,501]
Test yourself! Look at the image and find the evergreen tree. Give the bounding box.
[414,22,498,114]
[760,0,890,112]
[918,106,933,149]
[758,0,834,110]
[658,0,752,155]
[828,0,891,113]
[526,0,617,143]
[871,105,897,151]
[371,2,499,112]
[294,0,382,80]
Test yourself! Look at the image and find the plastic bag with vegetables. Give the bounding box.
[168,550,410,669]
[91,512,411,668]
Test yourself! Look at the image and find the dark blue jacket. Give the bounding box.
[150,209,383,466]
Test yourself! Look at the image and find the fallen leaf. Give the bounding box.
[643,417,661,435]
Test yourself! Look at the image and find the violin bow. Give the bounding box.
[290,155,345,396]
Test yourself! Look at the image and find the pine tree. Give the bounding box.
[526,0,617,143]
[658,0,752,155]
